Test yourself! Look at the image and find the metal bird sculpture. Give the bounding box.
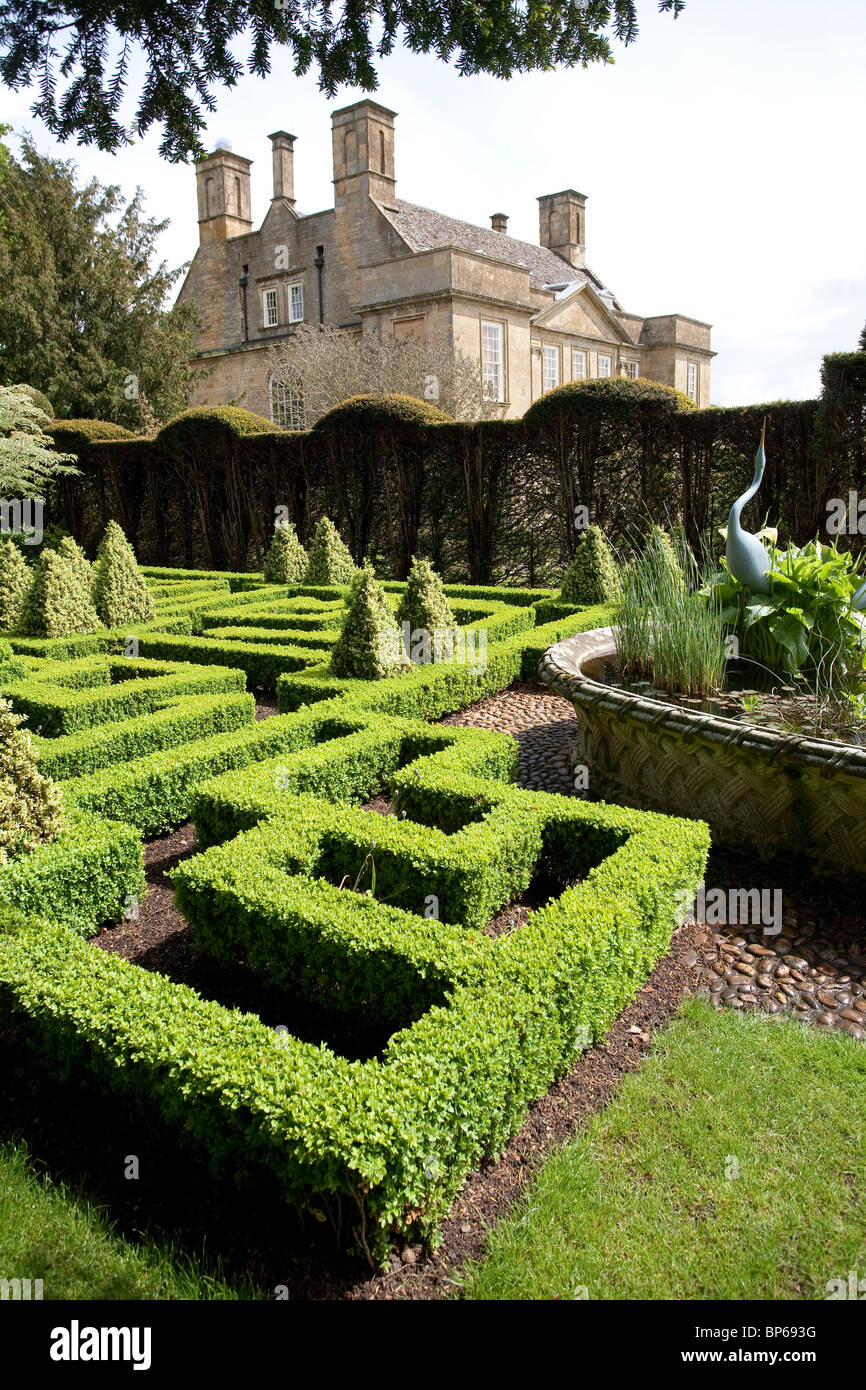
[726,419,771,594]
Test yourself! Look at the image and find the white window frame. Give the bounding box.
[687,361,698,402]
[288,282,304,324]
[571,347,587,381]
[542,344,560,393]
[262,287,279,328]
[597,353,612,379]
[625,360,639,380]
[481,319,506,403]
[269,375,306,432]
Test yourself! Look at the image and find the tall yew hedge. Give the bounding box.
[43,354,866,583]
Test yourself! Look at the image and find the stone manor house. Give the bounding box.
[176,100,713,425]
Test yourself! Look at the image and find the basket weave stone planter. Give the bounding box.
[540,627,866,878]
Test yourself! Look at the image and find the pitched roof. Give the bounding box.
[377,198,610,294]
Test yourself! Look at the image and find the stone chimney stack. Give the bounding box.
[269,131,296,205]
[332,99,397,206]
[490,212,508,233]
[195,146,253,244]
[537,189,587,268]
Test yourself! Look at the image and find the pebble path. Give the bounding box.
[441,680,578,795]
[445,680,866,1039]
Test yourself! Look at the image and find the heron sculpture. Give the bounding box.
[726,419,866,613]
[726,418,771,594]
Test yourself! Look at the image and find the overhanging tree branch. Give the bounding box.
[0,1,686,161]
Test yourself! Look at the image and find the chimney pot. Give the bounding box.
[537,189,587,268]
[490,212,508,233]
[269,130,296,205]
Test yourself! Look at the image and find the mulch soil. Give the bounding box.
[1,680,861,1299]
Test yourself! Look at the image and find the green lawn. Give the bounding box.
[0,1141,251,1300]
[463,1000,866,1301]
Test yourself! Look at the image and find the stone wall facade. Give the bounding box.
[177,102,714,424]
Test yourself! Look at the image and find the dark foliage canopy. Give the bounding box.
[0,1,685,161]
[0,132,202,425]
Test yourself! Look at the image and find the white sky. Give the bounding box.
[3,0,865,405]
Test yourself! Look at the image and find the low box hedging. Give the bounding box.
[4,659,247,736]
[7,633,105,661]
[442,584,555,606]
[189,718,515,849]
[0,581,707,1257]
[200,605,344,633]
[60,700,370,834]
[0,810,143,936]
[32,690,255,780]
[277,603,616,718]
[532,599,585,625]
[205,625,342,650]
[8,614,195,662]
[140,566,263,589]
[0,717,707,1257]
[148,578,232,599]
[136,634,332,688]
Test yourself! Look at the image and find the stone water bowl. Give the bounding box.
[539,626,866,878]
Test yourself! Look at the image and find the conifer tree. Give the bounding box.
[397,555,457,663]
[263,519,307,584]
[560,525,620,605]
[0,696,63,863]
[303,517,356,586]
[0,538,32,631]
[331,565,407,679]
[18,548,101,637]
[92,521,155,627]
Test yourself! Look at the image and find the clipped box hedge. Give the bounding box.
[135,633,333,688]
[204,625,342,651]
[32,689,255,780]
[0,714,708,1258]
[0,811,143,937]
[60,700,369,834]
[4,658,246,736]
[277,604,616,718]
[0,580,708,1258]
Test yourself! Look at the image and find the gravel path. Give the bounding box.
[446,680,866,1039]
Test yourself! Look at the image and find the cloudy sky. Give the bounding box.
[4,0,864,405]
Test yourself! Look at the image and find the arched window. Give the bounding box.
[344,129,357,172]
[269,373,305,432]
[379,130,386,174]
[233,176,241,214]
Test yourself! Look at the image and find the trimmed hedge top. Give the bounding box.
[157,405,280,444]
[523,375,696,429]
[312,393,452,431]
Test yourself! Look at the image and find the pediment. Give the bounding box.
[533,283,633,343]
[259,199,301,241]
